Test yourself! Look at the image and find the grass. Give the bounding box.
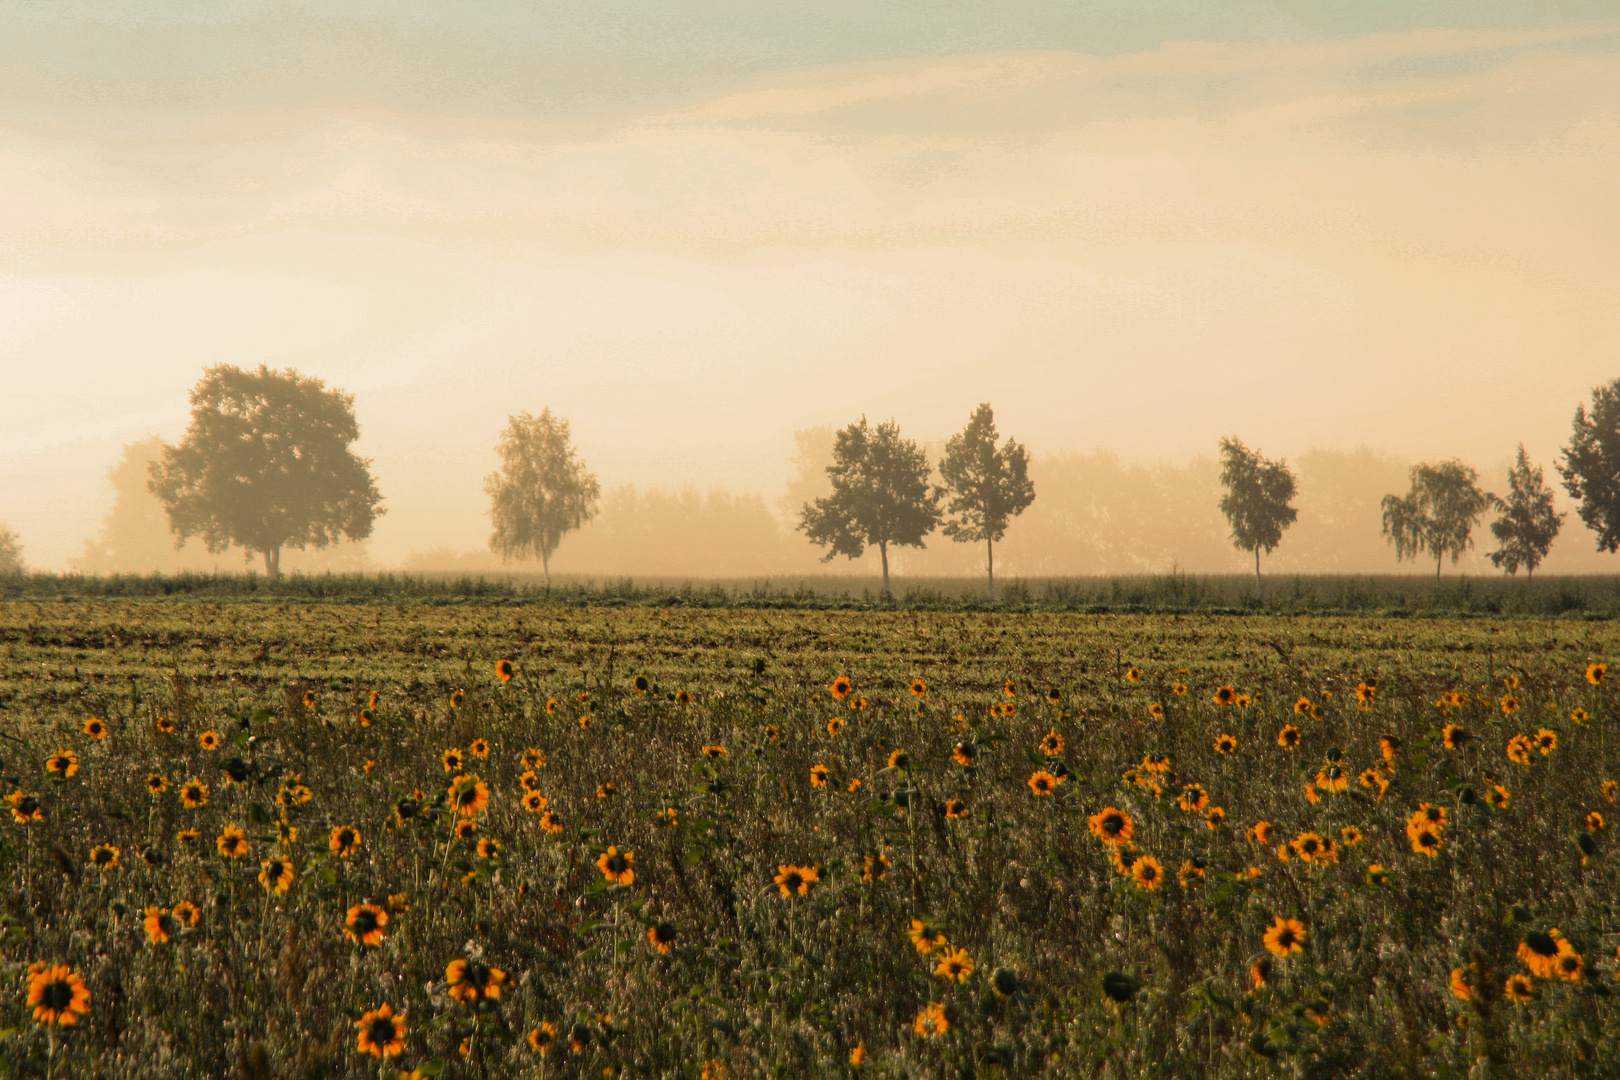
[0,602,1616,1077]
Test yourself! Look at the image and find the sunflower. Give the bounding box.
[539,811,564,836]
[1587,811,1607,832]
[495,659,514,683]
[951,740,976,766]
[216,826,248,858]
[344,903,388,946]
[260,855,295,895]
[1046,686,1062,704]
[1303,781,1320,804]
[1409,826,1443,857]
[1179,859,1206,888]
[276,817,299,845]
[1203,806,1226,830]
[701,745,727,760]
[1534,729,1558,755]
[849,696,869,712]
[175,828,200,844]
[1605,780,1619,804]
[1112,845,1140,875]
[1039,729,1065,755]
[1293,697,1315,717]
[1317,766,1349,794]
[42,748,79,779]
[1277,725,1301,750]
[1356,682,1377,707]
[862,853,889,881]
[449,689,466,709]
[1504,974,1535,1003]
[477,837,502,860]
[824,716,847,738]
[1089,807,1134,846]
[27,965,91,1027]
[1131,855,1165,891]
[1380,734,1402,761]
[453,820,479,840]
[596,846,635,886]
[143,907,179,945]
[89,844,120,871]
[1147,702,1165,720]
[1248,821,1273,845]
[445,959,506,1004]
[1339,825,1363,846]
[809,764,829,789]
[522,791,548,813]
[355,1003,406,1058]
[1215,686,1236,706]
[934,948,974,982]
[1263,917,1306,958]
[937,797,966,821]
[198,730,221,751]
[1124,666,1142,684]
[641,921,679,955]
[155,714,177,733]
[907,1000,949,1037]
[763,724,780,743]
[1027,770,1062,797]
[1290,833,1327,864]
[1003,679,1017,698]
[1570,707,1591,725]
[1449,965,1477,1001]
[830,677,853,700]
[1587,662,1607,685]
[773,864,818,897]
[516,770,541,794]
[1249,958,1272,989]
[1552,945,1585,982]
[82,717,108,740]
[1501,695,1520,715]
[903,678,927,699]
[1518,931,1563,978]
[1410,803,1448,830]
[329,825,362,858]
[1214,733,1237,754]
[449,774,490,818]
[1366,863,1388,886]
[1175,784,1208,813]
[528,1022,558,1054]
[441,747,464,774]
[1484,784,1511,810]
[887,749,910,771]
[1506,735,1533,766]
[278,780,313,807]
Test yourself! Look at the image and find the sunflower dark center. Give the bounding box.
[367,1019,395,1044]
[354,911,380,934]
[42,981,74,1010]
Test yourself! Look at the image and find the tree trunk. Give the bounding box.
[1254,545,1262,600]
[263,547,281,578]
[1436,550,1443,581]
[879,541,890,594]
[541,548,551,586]
[987,536,995,598]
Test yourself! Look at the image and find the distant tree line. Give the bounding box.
[20,365,1620,585]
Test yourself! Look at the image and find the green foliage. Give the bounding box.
[1218,437,1298,588]
[147,365,384,577]
[1490,445,1563,579]
[939,403,1035,592]
[1558,377,1620,553]
[798,417,941,592]
[0,524,21,575]
[1380,461,1496,579]
[485,409,601,581]
[0,603,1615,1077]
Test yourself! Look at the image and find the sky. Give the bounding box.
[4,2,1620,571]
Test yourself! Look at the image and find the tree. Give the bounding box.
[0,524,22,575]
[485,409,600,583]
[1380,460,1495,580]
[939,403,1034,595]
[1557,377,1620,552]
[1217,436,1298,596]
[149,365,384,577]
[1488,445,1563,580]
[799,416,940,593]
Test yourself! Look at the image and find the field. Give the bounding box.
[1,601,1617,1078]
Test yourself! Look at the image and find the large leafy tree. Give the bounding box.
[799,416,940,593]
[485,409,600,583]
[149,365,384,577]
[0,524,22,575]
[939,403,1034,595]
[1558,377,1620,552]
[1489,445,1562,580]
[1217,436,1298,596]
[1380,460,1495,580]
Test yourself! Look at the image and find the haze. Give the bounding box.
[5,2,1620,578]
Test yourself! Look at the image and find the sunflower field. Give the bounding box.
[0,601,1617,1078]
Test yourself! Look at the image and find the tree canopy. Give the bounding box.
[485,409,600,582]
[1380,460,1495,580]
[148,365,384,577]
[939,403,1034,594]
[1217,436,1298,594]
[0,525,22,575]
[1489,445,1562,580]
[1557,377,1620,553]
[799,416,940,592]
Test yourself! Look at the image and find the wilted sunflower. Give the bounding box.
[329,825,362,858]
[773,864,818,897]
[596,846,635,886]
[934,948,975,982]
[1027,770,1062,797]
[1177,784,1209,813]
[1506,735,1533,766]
[1131,855,1165,891]
[27,965,91,1027]
[1534,729,1558,755]
[356,1004,406,1058]
[1501,695,1521,716]
[830,677,853,700]
[1215,686,1237,706]
[1213,733,1238,754]
[45,749,79,779]
[259,855,295,895]
[1277,725,1302,750]
[449,774,490,818]
[1503,974,1535,1003]
[862,853,890,881]
[1587,662,1607,685]
[89,844,120,871]
[1409,826,1443,857]
[1263,917,1306,958]
[143,906,179,945]
[908,1001,949,1037]
[216,826,248,858]
[445,959,506,1004]
[1179,859,1207,888]
[951,740,976,766]
[1518,931,1563,978]
[1089,807,1134,846]
[345,903,388,946]
[198,730,221,751]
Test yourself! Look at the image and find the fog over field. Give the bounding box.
[5,3,1620,578]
